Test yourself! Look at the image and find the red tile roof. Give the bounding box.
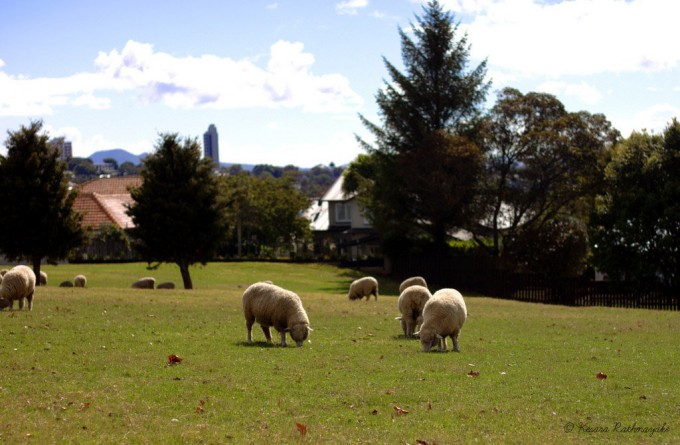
[73,176,142,229]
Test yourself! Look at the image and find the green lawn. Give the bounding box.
[0,262,678,444]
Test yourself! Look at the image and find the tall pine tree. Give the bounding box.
[345,0,490,252]
[0,120,85,281]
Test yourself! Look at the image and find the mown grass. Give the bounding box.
[0,262,678,444]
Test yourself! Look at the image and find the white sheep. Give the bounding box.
[0,265,36,311]
[397,285,432,338]
[74,275,87,288]
[399,276,427,293]
[39,271,48,286]
[415,288,467,352]
[242,282,312,347]
[347,276,379,301]
[132,277,155,289]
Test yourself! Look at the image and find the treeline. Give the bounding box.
[68,157,343,199]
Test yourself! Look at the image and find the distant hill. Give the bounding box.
[88,149,146,166]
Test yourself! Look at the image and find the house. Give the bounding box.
[305,175,380,261]
[72,176,142,230]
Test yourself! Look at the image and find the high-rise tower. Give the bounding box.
[203,124,219,166]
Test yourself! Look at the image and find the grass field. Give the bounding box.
[1,262,678,444]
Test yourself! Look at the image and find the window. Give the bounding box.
[335,202,351,223]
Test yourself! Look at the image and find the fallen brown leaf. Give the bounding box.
[295,422,307,437]
[167,354,183,365]
[393,405,409,415]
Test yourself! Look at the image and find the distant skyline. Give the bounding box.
[1,0,679,167]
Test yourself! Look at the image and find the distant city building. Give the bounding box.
[203,124,220,166]
[49,138,73,161]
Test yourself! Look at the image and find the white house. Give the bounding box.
[305,175,380,261]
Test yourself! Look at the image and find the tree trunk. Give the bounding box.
[32,256,42,286]
[178,262,193,290]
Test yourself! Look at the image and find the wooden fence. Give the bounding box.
[389,254,679,311]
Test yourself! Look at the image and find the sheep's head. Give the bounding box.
[289,323,311,347]
[415,328,438,352]
[0,298,9,310]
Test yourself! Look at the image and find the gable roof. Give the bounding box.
[321,175,354,202]
[73,176,142,229]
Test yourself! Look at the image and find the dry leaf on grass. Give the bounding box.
[295,422,307,437]
[393,405,409,415]
[467,370,480,377]
[167,354,183,365]
[596,372,608,380]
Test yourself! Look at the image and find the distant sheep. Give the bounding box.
[59,280,74,287]
[132,277,155,289]
[0,265,36,311]
[415,288,467,352]
[242,282,312,347]
[399,276,427,293]
[397,285,432,338]
[347,276,378,301]
[156,282,175,289]
[74,275,87,288]
[39,271,48,286]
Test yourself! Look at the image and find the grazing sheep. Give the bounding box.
[156,282,175,289]
[399,276,427,293]
[397,285,432,338]
[59,280,74,287]
[0,265,36,310]
[242,282,312,347]
[132,277,155,289]
[415,288,467,352]
[74,275,87,288]
[347,276,379,301]
[39,271,48,286]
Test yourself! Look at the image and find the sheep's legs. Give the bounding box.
[452,335,460,352]
[279,331,288,347]
[260,325,273,343]
[245,318,255,342]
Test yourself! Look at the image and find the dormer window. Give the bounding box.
[335,202,351,223]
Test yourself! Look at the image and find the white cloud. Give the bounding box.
[537,80,603,106]
[0,40,363,118]
[443,0,680,77]
[336,0,369,15]
[616,103,680,137]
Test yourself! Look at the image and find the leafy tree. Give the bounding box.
[127,133,228,289]
[345,0,490,252]
[103,157,119,170]
[220,173,310,258]
[118,161,141,176]
[591,119,680,290]
[477,88,619,275]
[0,120,85,281]
[68,157,99,183]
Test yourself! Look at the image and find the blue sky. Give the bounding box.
[1,0,679,167]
